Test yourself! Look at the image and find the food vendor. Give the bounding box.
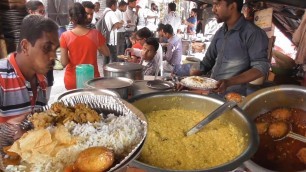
[176,0,270,96]
[0,15,59,153]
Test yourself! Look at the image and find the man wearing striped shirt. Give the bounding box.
[0,15,59,151]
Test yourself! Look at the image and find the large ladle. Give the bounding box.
[186,92,243,136]
[270,122,306,143]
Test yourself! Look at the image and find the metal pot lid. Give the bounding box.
[85,77,134,89]
[104,62,143,72]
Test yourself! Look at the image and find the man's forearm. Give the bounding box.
[227,68,264,86]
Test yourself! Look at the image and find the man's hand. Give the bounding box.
[213,79,230,94]
[125,48,134,55]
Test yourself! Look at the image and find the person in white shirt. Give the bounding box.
[162,2,181,34]
[91,2,101,24]
[146,3,159,31]
[123,0,137,49]
[123,0,137,31]
[136,4,147,30]
[115,1,128,55]
[125,27,163,76]
[96,0,123,65]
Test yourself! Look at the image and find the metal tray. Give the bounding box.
[146,80,175,90]
[56,88,120,101]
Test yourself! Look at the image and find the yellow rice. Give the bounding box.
[139,108,247,170]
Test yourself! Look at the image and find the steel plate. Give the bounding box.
[146,80,175,90]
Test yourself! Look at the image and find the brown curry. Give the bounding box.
[253,108,306,171]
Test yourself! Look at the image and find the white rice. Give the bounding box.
[181,76,217,89]
[5,113,146,172]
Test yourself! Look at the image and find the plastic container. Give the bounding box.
[76,64,94,88]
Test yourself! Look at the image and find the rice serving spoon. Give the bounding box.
[186,100,237,136]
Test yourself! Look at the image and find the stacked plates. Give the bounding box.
[0,9,27,53]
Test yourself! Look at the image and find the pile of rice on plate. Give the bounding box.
[181,76,217,90]
[5,97,147,172]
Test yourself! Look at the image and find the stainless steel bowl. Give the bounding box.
[240,85,306,172]
[128,92,259,172]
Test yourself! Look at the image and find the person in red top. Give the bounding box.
[128,32,142,63]
[60,3,110,90]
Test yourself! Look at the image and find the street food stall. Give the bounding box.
[1,0,306,172]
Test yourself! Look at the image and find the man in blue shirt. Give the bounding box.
[177,0,270,96]
[184,8,197,34]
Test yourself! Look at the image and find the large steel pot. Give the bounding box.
[104,62,144,80]
[128,92,259,172]
[240,85,306,172]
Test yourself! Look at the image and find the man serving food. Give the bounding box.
[176,0,270,96]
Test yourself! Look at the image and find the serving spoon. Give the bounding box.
[270,122,306,143]
[186,100,237,136]
[186,92,243,136]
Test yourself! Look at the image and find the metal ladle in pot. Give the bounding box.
[186,92,243,136]
[269,122,306,143]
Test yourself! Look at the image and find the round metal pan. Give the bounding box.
[146,80,175,90]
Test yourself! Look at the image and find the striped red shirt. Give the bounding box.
[0,53,48,123]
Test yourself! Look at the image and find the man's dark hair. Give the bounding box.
[106,0,117,8]
[136,27,153,39]
[191,8,197,14]
[224,0,243,12]
[162,24,173,35]
[82,1,95,9]
[17,15,58,52]
[168,2,176,11]
[69,2,87,25]
[95,2,100,6]
[26,0,43,11]
[156,23,165,32]
[128,0,136,3]
[145,37,159,52]
[119,0,128,7]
